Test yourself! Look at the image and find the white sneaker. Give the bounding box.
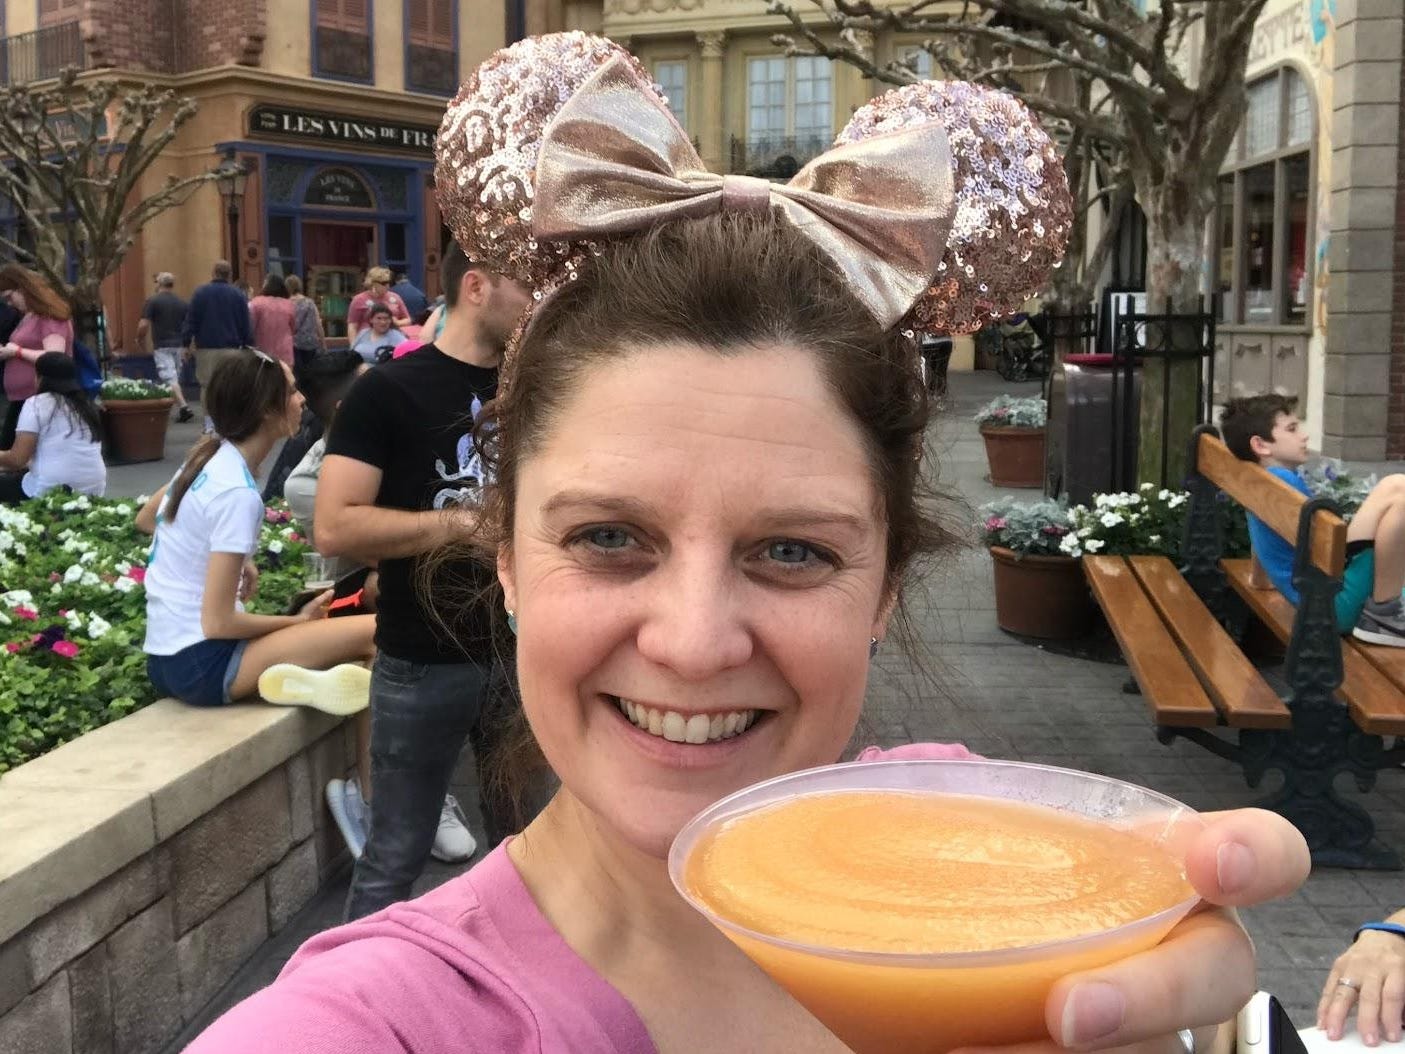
[325,778,367,860]
[258,663,371,716]
[430,794,477,863]
[342,779,370,858]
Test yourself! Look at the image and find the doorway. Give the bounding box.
[303,221,376,340]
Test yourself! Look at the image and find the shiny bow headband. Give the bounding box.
[435,32,1070,337]
[531,56,954,330]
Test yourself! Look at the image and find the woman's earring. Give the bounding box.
[869,637,879,659]
[507,609,519,636]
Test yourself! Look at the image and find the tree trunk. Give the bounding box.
[1136,185,1210,488]
[69,286,108,377]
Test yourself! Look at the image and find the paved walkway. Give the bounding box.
[153,371,1404,1046]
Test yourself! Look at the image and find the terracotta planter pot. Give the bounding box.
[102,398,174,464]
[979,425,1046,488]
[989,545,1095,640]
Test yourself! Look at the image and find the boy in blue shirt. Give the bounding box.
[1221,394,1405,646]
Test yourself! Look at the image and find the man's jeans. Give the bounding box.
[344,652,514,921]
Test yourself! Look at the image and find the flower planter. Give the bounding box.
[989,545,1094,640]
[102,397,174,464]
[980,425,1046,488]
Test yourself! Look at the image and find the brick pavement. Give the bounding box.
[164,369,1404,1043]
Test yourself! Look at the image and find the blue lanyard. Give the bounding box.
[1355,922,1405,942]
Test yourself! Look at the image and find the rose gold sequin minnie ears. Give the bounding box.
[434,31,1072,337]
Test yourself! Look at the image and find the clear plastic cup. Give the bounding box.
[302,551,334,590]
[669,759,1203,1054]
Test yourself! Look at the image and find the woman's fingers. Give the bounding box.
[953,1033,1194,1054]
[1043,909,1254,1049]
[1182,809,1310,907]
[1378,968,1405,1044]
[1317,934,1405,1043]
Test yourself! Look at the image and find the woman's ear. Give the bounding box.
[871,587,900,643]
[498,545,517,614]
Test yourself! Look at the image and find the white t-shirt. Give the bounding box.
[143,442,264,655]
[16,393,106,498]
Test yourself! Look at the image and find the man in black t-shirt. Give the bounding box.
[137,273,194,422]
[317,243,532,921]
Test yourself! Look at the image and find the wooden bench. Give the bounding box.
[1086,427,1405,870]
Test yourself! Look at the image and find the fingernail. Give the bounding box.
[1061,982,1126,1047]
[1216,841,1255,895]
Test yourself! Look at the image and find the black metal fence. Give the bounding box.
[728,134,828,178]
[0,21,84,85]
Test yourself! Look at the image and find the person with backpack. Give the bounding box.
[0,264,74,449]
[138,273,195,423]
[0,353,105,503]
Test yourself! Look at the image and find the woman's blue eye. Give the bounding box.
[768,540,816,564]
[585,526,632,550]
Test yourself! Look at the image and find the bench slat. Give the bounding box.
[1129,556,1291,730]
[1197,434,1346,577]
[1222,558,1405,735]
[1084,556,1220,728]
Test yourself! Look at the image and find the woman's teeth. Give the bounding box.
[615,697,758,744]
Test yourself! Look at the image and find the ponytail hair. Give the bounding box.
[164,350,290,522]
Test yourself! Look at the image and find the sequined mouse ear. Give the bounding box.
[434,32,662,291]
[837,82,1072,336]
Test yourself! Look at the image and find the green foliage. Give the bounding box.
[0,492,311,774]
[974,394,1047,429]
[978,496,1073,557]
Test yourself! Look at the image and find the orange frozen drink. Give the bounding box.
[683,790,1195,1053]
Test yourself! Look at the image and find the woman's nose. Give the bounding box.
[634,555,753,681]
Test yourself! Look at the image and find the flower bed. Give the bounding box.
[0,492,311,774]
[99,376,173,401]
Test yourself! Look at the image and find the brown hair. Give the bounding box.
[165,352,291,522]
[0,264,71,321]
[1220,393,1299,462]
[285,275,303,296]
[439,213,953,819]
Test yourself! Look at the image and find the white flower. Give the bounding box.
[115,504,133,515]
[1168,494,1187,509]
[1078,527,1094,538]
[115,561,132,574]
[112,575,137,593]
[136,494,151,504]
[0,612,9,626]
[1059,533,1083,557]
[267,540,284,555]
[1100,511,1123,528]
[1125,493,1140,505]
[281,526,298,540]
[65,610,85,630]
[57,528,76,541]
[63,564,85,584]
[1158,489,1172,501]
[1095,494,1114,509]
[79,551,98,564]
[1084,538,1105,552]
[51,583,62,594]
[1,589,33,607]
[1149,534,1161,544]
[87,614,111,639]
[1140,482,1155,491]
[80,571,100,588]
[12,542,24,558]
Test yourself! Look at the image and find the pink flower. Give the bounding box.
[264,509,279,523]
[13,606,37,621]
[1041,525,1067,535]
[58,609,69,617]
[49,572,61,583]
[288,533,301,543]
[128,566,146,584]
[51,640,80,659]
[4,642,20,653]
[984,516,1008,531]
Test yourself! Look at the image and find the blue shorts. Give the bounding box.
[147,638,249,707]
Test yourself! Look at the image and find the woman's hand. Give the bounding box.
[953,807,1309,1054]
[238,559,260,603]
[1318,929,1405,1045]
[296,589,334,621]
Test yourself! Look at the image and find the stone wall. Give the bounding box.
[0,702,356,1054]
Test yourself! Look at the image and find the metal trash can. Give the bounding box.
[1046,358,1141,505]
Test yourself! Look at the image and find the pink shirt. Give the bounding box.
[185,743,975,1054]
[347,289,407,331]
[248,296,297,366]
[5,315,73,401]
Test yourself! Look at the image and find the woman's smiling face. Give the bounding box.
[500,343,891,858]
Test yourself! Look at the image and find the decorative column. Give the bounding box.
[841,29,876,124]
[696,30,726,172]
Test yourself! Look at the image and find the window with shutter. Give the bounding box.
[405,0,458,95]
[314,0,373,80]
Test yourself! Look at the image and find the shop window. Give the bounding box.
[738,56,831,176]
[267,215,299,280]
[38,0,81,27]
[314,0,372,83]
[654,60,687,130]
[904,48,933,80]
[1212,66,1314,328]
[406,0,457,96]
[384,222,408,269]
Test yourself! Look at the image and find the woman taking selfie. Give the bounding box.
[187,34,1310,1054]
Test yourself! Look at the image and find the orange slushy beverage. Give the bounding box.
[685,790,1194,1053]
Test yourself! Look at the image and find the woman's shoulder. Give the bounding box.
[186,845,642,1053]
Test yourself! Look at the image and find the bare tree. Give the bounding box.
[0,70,224,357]
[775,0,1269,483]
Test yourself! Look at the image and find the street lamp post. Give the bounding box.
[214,151,249,283]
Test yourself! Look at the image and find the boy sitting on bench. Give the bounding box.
[1221,393,1405,647]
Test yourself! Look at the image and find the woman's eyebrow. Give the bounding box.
[540,490,870,534]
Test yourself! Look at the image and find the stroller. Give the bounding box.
[994,313,1047,383]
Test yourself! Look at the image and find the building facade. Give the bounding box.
[1210,0,1405,460]
[0,0,510,350]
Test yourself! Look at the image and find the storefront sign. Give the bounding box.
[249,105,436,154]
[1249,7,1307,63]
[305,168,373,208]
